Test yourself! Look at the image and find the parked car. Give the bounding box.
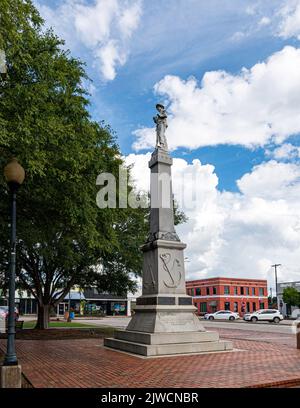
[0,306,19,321]
[204,310,240,321]
[243,309,283,323]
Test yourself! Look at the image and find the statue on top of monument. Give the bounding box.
[153,103,168,150]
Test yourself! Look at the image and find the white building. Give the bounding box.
[277,281,300,318]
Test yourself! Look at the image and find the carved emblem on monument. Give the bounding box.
[160,253,182,288]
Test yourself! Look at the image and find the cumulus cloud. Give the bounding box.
[36,0,142,81]
[125,153,300,285]
[258,16,271,26]
[267,143,300,160]
[133,46,300,151]
[278,0,300,40]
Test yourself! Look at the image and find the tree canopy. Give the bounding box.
[282,287,300,308]
[0,1,186,328]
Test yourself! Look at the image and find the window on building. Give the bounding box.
[224,302,230,310]
[246,287,249,296]
[213,287,217,295]
[259,288,264,296]
[206,287,210,296]
[195,288,201,296]
[234,302,238,312]
[224,286,230,295]
[200,302,207,313]
[240,287,244,295]
[252,302,256,311]
[252,287,256,296]
[234,287,238,295]
[246,302,250,312]
[190,288,194,296]
[259,302,265,309]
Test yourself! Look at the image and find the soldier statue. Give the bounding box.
[153,103,168,150]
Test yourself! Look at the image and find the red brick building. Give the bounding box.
[186,277,268,315]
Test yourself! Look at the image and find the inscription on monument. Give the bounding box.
[143,263,156,291]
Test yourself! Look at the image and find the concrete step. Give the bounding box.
[104,337,233,357]
[114,330,219,345]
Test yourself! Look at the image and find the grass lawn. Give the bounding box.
[23,321,98,329]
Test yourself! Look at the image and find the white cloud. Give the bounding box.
[278,0,300,40]
[268,143,300,160]
[35,0,142,81]
[125,153,300,285]
[118,1,142,39]
[74,0,119,48]
[237,160,300,200]
[95,39,126,81]
[133,46,300,151]
[258,16,271,26]
[230,31,247,42]
[246,5,257,16]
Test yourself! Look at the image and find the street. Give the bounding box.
[76,316,297,335]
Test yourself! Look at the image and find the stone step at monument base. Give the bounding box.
[104,332,233,357]
[114,329,219,345]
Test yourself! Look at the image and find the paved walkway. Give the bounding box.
[1,327,300,388]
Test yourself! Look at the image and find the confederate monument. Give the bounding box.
[104,105,232,356]
[153,103,168,150]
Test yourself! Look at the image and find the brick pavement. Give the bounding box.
[1,328,300,388]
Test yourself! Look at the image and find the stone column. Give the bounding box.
[125,148,204,334]
[104,147,232,356]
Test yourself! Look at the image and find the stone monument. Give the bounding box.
[104,105,233,356]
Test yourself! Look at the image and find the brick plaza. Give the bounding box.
[1,327,300,388]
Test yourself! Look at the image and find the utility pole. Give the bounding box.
[271,264,281,308]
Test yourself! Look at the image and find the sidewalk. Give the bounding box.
[1,327,300,388]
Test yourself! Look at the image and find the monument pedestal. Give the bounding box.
[104,237,233,356]
[105,330,232,357]
[104,141,233,357]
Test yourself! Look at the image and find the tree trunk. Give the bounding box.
[35,304,50,329]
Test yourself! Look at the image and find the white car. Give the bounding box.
[243,309,283,323]
[204,310,240,321]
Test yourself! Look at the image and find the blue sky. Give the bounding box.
[35,0,299,191]
[34,0,300,284]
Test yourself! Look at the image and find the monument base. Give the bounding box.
[104,303,233,357]
[104,330,232,357]
[0,365,22,388]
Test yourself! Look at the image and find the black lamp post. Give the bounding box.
[3,158,25,366]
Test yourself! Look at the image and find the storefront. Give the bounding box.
[83,288,128,316]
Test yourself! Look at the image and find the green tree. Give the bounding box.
[282,287,300,310]
[0,0,139,328]
[0,1,185,329]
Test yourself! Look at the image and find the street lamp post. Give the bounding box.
[3,158,25,366]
